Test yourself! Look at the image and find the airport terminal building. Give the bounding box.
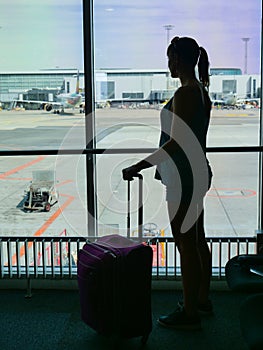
[0,67,260,108]
[0,69,84,108]
[95,67,260,104]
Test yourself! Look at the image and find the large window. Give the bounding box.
[222,80,237,94]
[0,1,86,237]
[93,0,262,238]
[0,1,261,241]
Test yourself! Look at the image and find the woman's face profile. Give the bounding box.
[168,51,179,78]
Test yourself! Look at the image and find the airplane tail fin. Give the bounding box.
[75,70,80,94]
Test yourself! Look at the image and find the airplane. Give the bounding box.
[11,71,84,114]
[223,92,238,106]
[211,92,238,108]
[212,93,260,109]
[211,99,226,107]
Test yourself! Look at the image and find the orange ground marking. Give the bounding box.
[0,156,46,179]
[3,177,32,181]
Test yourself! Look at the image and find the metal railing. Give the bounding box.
[150,236,258,280]
[0,235,258,282]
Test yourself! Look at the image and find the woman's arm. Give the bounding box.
[131,89,194,167]
[122,88,200,180]
[122,92,182,180]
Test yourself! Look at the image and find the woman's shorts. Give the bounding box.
[165,182,211,204]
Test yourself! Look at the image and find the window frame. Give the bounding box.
[0,1,262,238]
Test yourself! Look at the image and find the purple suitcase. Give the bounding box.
[77,176,153,343]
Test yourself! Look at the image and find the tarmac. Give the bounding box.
[0,107,260,244]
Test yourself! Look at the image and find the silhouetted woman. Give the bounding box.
[123,36,213,330]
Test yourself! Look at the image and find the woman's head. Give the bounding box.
[167,36,210,87]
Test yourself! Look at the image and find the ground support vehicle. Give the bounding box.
[23,171,58,212]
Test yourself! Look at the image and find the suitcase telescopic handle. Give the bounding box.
[127,174,143,241]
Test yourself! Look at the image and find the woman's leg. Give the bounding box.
[196,211,212,305]
[158,200,205,329]
[168,201,201,318]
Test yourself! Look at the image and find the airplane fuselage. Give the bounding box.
[11,70,83,114]
[56,93,82,108]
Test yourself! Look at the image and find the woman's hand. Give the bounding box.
[122,164,141,181]
[122,160,151,181]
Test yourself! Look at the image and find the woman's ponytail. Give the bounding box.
[198,47,210,88]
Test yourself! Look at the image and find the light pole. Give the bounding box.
[241,37,250,74]
[163,24,174,46]
[163,25,174,91]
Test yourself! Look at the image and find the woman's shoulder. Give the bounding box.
[175,84,201,94]
[175,84,210,102]
[173,85,198,104]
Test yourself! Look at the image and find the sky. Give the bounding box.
[0,0,261,74]
[0,0,84,71]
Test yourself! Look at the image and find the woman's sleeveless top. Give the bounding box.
[155,86,212,187]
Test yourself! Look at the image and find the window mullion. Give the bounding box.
[83,0,97,236]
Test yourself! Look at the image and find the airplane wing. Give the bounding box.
[11,99,63,111]
[11,70,83,114]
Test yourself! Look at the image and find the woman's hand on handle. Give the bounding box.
[122,164,141,181]
[122,160,152,181]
